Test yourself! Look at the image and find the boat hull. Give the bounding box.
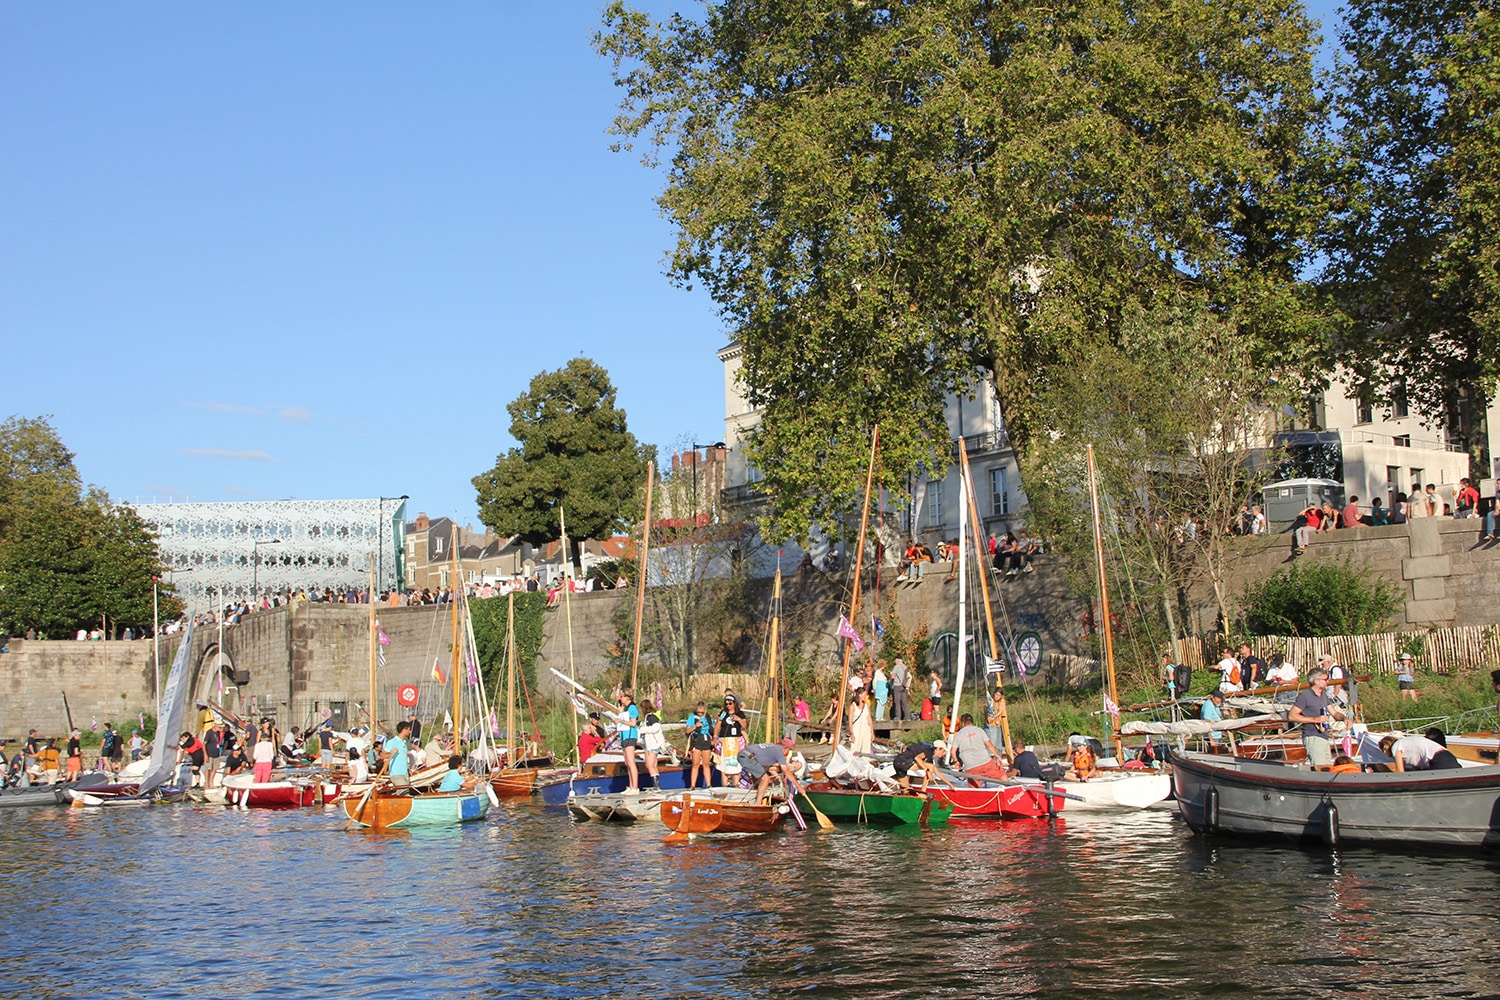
[544,758,694,806]
[342,790,490,829]
[934,783,1064,819]
[489,768,539,797]
[223,775,320,808]
[1015,771,1172,811]
[1172,750,1500,849]
[794,787,953,826]
[661,792,786,835]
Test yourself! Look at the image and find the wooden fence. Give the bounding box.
[1171,624,1500,677]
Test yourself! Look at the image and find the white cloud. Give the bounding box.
[178,448,277,462]
[278,406,311,423]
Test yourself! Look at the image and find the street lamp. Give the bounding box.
[378,495,409,596]
[252,539,281,599]
[690,442,725,528]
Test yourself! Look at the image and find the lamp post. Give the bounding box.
[252,539,281,599]
[377,495,409,596]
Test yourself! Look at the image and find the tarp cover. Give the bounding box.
[1120,714,1282,737]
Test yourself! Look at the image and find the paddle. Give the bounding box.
[785,773,833,831]
[345,786,373,830]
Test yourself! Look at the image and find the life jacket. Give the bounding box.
[1072,746,1096,773]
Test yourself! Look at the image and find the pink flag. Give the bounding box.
[837,615,865,651]
[377,627,391,647]
[1103,694,1120,718]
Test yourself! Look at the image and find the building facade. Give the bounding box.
[133,498,408,608]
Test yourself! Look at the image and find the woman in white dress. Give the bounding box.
[849,689,874,756]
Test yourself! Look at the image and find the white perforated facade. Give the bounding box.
[131,498,408,608]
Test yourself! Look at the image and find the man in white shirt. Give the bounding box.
[1217,648,1244,695]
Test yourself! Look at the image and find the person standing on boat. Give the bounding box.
[715,694,747,788]
[610,690,642,793]
[65,730,82,780]
[1288,669,1345,767]
[176,731,205,787]
[639,700,668,790]
[684,703,714,789]
[890,657,910,721]
[251,728,276,783]
[381,720,413,787]
[849,688,874,757]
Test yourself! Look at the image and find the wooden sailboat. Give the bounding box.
[490,592,543,796]
[343,538,493,829]
[794,426,954,828]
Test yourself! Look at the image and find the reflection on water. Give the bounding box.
[0,803,1496,999]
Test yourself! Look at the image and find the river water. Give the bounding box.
[3,800,1497,999]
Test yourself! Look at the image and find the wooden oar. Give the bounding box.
[786,774,833,830]
[345,786,373,830]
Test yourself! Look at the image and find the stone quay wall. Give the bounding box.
[4,519,1495,736]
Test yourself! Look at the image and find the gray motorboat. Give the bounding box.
[0,772,111,808]
[1172,750,1500,850]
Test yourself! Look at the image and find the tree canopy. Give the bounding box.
[598,0,1333,541]
[0,415,178,636]
[472,358,653,554]
[1325,0,1500,430]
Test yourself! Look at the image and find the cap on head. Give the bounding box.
[1399,653,1413,661]
[778,736,795,748]
[933,739,948,750]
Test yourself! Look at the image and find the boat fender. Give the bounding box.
[485,783,500,809]
[1323,800,1339,847]
[777,803,790,815]
[1203,785,1219,833]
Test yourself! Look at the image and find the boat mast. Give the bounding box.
[1085,445,1123,762]
[829,426,880,749]
[763,561,782,743]
[367,555,377,736]
[629,460,655,694]
[450,524,462,750]
[506,591,517,764]
[560,506,579,749]
[949,459,969,738]
[959,441,1013,757]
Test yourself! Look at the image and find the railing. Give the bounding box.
[954,430,1011,456]
[720,483,768,506]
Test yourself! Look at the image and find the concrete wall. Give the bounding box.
[5,522,1495,735]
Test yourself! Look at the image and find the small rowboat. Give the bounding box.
[342,786,493,829]
[660,791,788,837]
[932,782,1065,819]
[794,784,954,826]
[489,767,539,797]
[222,773,321,809]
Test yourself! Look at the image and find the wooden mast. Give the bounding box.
[829,426,880,749]
[367,555,377,736]
[560,506,578,749]
[948,457,969,738]
[763,562,782,743]
[1085,445,1124,762]
[629,460,655,694]
[506,591,517,764]
[959,440,1013,757]
[450,524,462,750]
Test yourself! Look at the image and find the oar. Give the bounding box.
[345,786,373,830]
[787,774,833,831]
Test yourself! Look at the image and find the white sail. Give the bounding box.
[139,621,195,795]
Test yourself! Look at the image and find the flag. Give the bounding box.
[378,648,387,668]
[431,657,446,685]
[1103,694,1120,718]
[443,711,453,727]
[872,614,884,639]
[377,627,391,647]
[466,657,479,687]
[985,656,1003,675]
[837,615,864,651]
[90,716,99,732]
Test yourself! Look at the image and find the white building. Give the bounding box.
[716,342,1028,572]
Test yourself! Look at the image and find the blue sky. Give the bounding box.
[2,2,1345,528]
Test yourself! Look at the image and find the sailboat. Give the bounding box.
[343,537,494,829]
[793,426,954,827]
[69,622,196,807]
[488,591,560,796]
[1017,445,1170,811]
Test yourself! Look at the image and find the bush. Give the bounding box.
[1241,558,1401,637]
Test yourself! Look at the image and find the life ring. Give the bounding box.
[396,685,419,708]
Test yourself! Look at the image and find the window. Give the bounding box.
[1392,380,1409,419]
[1357,400,1374,424]
[1393,435,1410,447]
[1409,468,1424,491]
[990,467,1009,516]
[928,480,945,528]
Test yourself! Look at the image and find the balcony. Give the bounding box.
[720,482,769,507]
[954,430,1011,457]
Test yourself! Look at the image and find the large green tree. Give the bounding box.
[0,415,177,636]
[1325,0,1500,440]
[472,358,653,558]
[598,0,1332,542]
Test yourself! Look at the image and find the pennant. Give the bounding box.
[90,716,99,732]
[985,656,1004,675]
[378,648,387,668]
[466,657,480,687]
[443,710,453,726]
[872,614,884,639]
[139,712,145,730]
[377,627,391,647]
[837,615,864,651]
[431,657,446,685]
[1103,694,1120,718]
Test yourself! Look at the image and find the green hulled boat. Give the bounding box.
[795,786,954,826]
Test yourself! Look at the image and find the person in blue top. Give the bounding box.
[382,721,412,785]
[684,701,714,789]
[437,754,464,792]
[1200,691,1225,748]
[610,689,641,793]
